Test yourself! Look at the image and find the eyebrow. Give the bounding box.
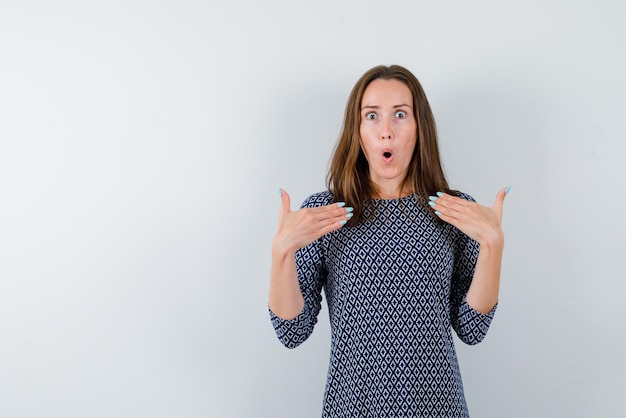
[361,104,412,111]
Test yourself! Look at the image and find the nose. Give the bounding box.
[380,117,393,140]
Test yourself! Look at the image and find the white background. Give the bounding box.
[1,1,625,417]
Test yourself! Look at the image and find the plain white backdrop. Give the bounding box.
[1,1,625,417]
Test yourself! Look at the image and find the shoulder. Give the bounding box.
[300,190,334,209]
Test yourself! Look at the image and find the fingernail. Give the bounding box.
[505,186,511,194]
[340,220,347,225]
[345,213,353,219]
[345,207,354,213]
[436,192,444,197]
[428,201,436,207]
[428,195,437,201]
[278,188,282,197]
[337,202,346,208]
[435,211,442,217]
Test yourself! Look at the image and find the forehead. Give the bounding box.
[361,78,413,107]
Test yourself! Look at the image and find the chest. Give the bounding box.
[323,213,458,303]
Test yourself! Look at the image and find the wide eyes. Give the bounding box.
[363,110,409,120]
[395,110,407,119]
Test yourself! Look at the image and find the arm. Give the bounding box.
[449,225,499,345]
[269,239,326,348]
[431,188,509,344]
[269,242,304,321]
[430,187,508,314]
[268,190,352,347]
[465,231,504,314]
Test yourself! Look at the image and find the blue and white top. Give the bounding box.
[270,191,496,417]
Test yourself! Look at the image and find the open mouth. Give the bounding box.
[382,149,393,161]
[383,151,392,158]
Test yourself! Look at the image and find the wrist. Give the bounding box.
[272,235,297,258]
[477,230,504,249]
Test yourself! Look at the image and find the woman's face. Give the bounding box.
[359,78,417,195]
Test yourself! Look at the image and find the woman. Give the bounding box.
[269,65,509,417]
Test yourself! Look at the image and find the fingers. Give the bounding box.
[279,189,348,221]
[279,188,291,219]
[429,189,509,245]
[428,192,470,221]
[430,187,511,219]
[493,186,510,212]
[308,201,352,222]
[275,190,354,251]
[283,203,352,250]
[300,202,353,231]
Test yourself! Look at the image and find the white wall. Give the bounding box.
[1,1,624,417]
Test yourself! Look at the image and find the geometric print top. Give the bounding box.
[269,191,497,418]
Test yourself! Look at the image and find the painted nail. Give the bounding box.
[278,188,282,197]
[428,201,436,207]
[435,211,442,217]
[505,186,512,194]
[428,195,437,201]
[337,202,346,208]
[436,192,444,197]
[345,213,354,219]
[340,220,347,225]
[345,207,354,213]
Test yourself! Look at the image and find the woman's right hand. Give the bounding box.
[273,189,353,254]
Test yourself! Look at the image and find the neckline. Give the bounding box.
[370,194,418,203]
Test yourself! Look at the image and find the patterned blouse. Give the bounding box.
[270,191,496,417]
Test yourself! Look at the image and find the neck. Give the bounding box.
[372,181,413,200]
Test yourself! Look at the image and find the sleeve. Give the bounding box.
[268,193,330,349]
[449,195,497,346]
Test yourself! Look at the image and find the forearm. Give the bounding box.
[465,237,504,314]
[268,239,305,320]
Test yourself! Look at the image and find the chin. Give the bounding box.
[379,169,402,179]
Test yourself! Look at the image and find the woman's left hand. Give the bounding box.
[429,187,509,246]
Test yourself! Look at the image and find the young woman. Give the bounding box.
[269,64,509,417]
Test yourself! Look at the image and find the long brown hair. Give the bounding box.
[327,64,454,224]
